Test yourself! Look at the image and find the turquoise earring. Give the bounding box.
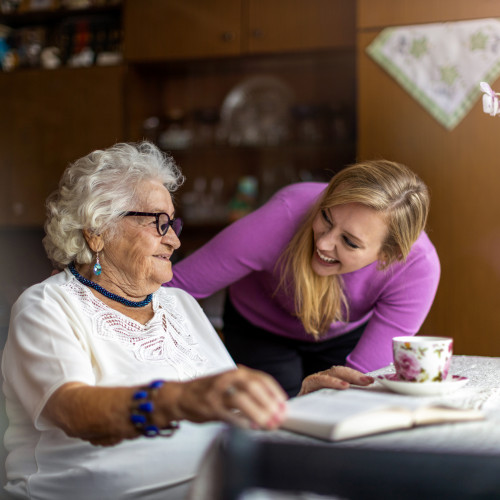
[93,251,102,276]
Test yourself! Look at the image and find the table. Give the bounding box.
[190,356,500,500]
[326,355,500,456]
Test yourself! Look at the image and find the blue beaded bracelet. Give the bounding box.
[130,380,180,438]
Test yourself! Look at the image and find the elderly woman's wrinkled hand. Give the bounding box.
[169,365,288,430]
[298,366,374,396]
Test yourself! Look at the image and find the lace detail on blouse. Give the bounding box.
[62,279,208,378]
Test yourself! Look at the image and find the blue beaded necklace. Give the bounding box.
[68,262,153,308]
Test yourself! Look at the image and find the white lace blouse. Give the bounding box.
[1,269,235,500]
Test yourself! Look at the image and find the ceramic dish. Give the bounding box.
[377,373,469,396]
[219,75,295,146]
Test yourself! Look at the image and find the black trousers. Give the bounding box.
[222,294,366,397]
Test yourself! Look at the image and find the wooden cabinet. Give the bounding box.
[123,0,354,62]
[0,3,125,227]
[123,0,242,61]
[357,0,500,356]
[246,0,354,54]
[122,0,357,256]
[0,0,356,239]
[0,65,125,226]
[124,46,357,256]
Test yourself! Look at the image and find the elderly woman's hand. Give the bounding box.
[163,365,288,430]
[298,366,374,396]
[44,366,288,448]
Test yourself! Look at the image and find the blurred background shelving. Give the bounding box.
[4,0,500,359]
[0,0,357,341]
[0,0,357,242]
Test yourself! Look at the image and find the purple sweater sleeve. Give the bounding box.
[168,184,319,297]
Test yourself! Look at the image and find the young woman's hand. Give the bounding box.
[298,366,374,396]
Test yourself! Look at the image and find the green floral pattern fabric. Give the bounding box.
[367,18,500,130]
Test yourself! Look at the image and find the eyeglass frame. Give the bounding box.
[123,211,183,237]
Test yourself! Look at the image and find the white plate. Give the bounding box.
[219,75,295,146]
[377,373,469,396]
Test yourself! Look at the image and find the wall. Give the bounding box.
[357,0,500,356]
[0,229,52,349]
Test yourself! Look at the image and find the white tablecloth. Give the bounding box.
[190,356,500,499]
[264,355,500,455]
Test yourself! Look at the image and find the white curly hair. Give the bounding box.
[43,141,184,269]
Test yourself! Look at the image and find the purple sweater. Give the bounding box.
[168,182,441,373]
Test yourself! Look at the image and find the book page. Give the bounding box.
[286,388,423,422]
[282,388,484,441]
[283,389,416,441]
[332,407,413,441]
[413,406,484,426]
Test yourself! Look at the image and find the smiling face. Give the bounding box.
[98,179,180,298]
[310,202,388,277]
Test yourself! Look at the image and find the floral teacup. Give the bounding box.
[392,336,453,383]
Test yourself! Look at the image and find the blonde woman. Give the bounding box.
[169,160,440,397]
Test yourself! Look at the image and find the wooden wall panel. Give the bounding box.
[0,66,125,227]
[357,12,500,356]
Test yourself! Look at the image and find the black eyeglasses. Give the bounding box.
[123,212,183,237]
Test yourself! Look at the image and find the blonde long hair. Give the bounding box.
[278,160,430,338]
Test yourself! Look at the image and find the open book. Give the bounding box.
[282,388,484,441]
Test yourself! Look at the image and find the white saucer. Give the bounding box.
[377,373,469,396]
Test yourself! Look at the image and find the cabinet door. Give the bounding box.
[123,0,242,61]
[0,66,125,227]
[246,0,355,54]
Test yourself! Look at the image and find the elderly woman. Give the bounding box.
[1,142,371,500]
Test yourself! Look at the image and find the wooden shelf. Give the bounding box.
[0,3,122,27]
[0,0,357,240]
